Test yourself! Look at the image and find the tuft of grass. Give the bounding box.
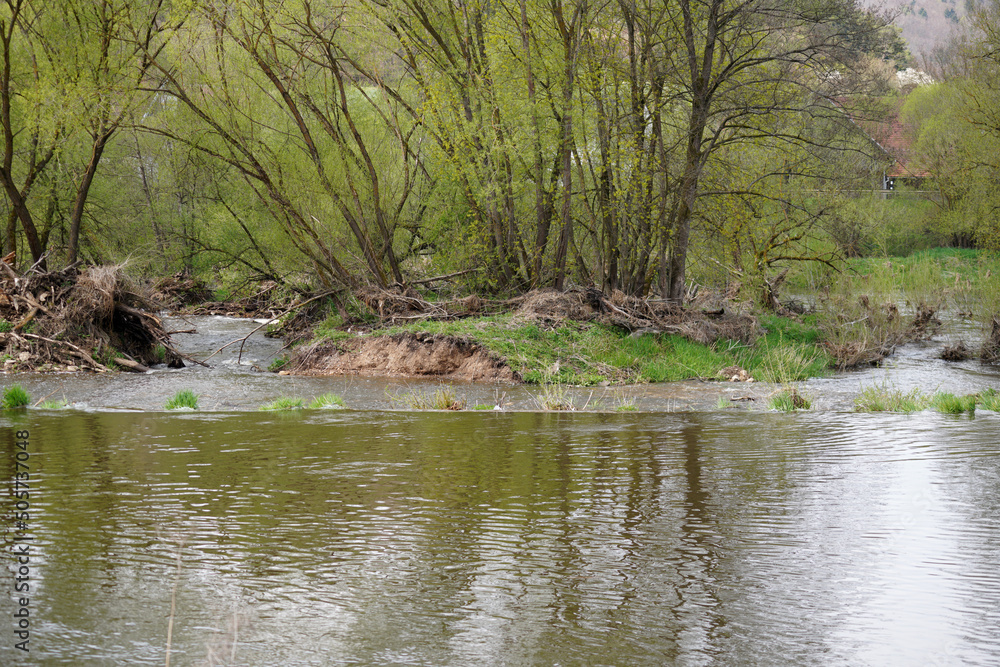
[389,385,466,410]
[533,383,576,411]
[769,388,811,411]
[931,392,976,415]
[0,319,12,333]
[308,393,345,409]
[716,396,736,409]
[165,389,199,410]
[472,404,494,410]
[154,344,167,363]
[977,388,1000,411]
[268,356,290,372]
[2,385,31,409]
[38,399,69,409]
[261,397,306,410]
[853,382,927,413]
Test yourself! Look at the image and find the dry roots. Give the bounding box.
[0,260,184,372]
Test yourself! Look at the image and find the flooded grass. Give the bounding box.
[978,388,1000,411]
[768,388,811,412]
[932,392,977,415]
[2,384,30,409]
[308,393,345,409]
[261,397,306,410]
[389,385,466,410]
[854,382,927,413]
[165,389,199,410]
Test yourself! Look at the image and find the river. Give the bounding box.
[2,316,999,666]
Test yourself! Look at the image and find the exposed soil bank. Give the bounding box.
[289,332,519,383]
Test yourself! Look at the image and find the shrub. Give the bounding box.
[1,385,31,409]
[165,390,199,410]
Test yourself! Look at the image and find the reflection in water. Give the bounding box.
[2,410,1000,665]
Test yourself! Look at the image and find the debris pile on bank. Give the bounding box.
[0,261,184,372]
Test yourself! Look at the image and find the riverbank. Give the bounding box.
[269,248,1000,387]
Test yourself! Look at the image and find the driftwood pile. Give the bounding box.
[0,260,184,372]
[333,284,761,345]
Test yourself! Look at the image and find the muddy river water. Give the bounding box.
[2,316,1000,665]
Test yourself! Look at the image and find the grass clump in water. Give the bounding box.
[853,382,927,413]
[977,388,1000,411]
[769,388,811,411]
[261,397,306,410]
[165,389,199,410]
[2,385,31,409]
[390,385,466,410]
[931,392,976,415]
[38,399,69,409]
[308,393,345,409]
[534,383,577,411]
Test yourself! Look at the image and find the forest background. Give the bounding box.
[3,0,1000,314]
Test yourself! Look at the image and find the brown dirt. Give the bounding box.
[289,332,519,382]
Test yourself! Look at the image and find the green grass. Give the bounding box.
[0,319,12,333]
[533,383,577,410]
[154,344,167,363]
[308,393,345,409]
[1,385,31,409]
[261,397,306,410]
[978,388,1000,411]
[389,386,466,410]
[768,388,811,411]
[931,392,976,415]
[165,389,199,410]
[38,399,69,409]
[361,315,825,386]
[854,382,928,413]
[268,356,290,372]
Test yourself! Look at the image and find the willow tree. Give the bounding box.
[137,0,418,291]
[0,0,168,267]
[659,0,897,302]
